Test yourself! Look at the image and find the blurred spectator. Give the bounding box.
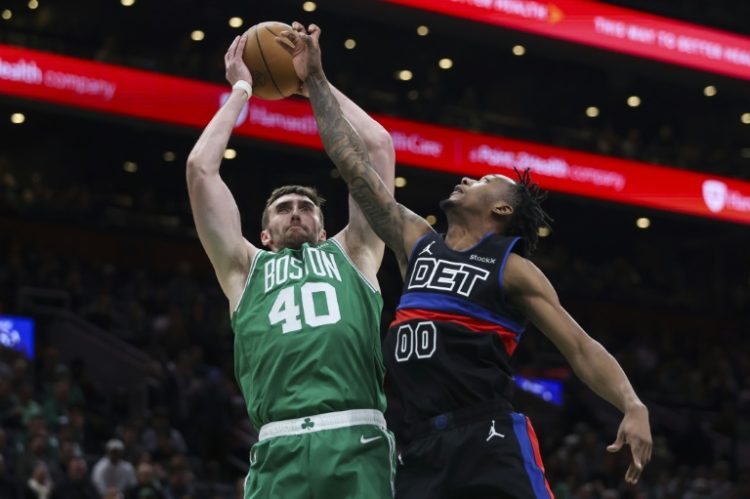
[117,422,147,465]
[91,439,136,495]
[17,383,42,427]
[50,456,97,499]
[103,489,124,499]
[24,461,52,499]
[141,408,187,461]
[163,455,195,499]
[124,462,166,499]
[16,430,59,490]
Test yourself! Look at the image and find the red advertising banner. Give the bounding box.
[381,0,750,81]
[1,44,749,224]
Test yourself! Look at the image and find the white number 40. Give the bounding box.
[268,283,341,334]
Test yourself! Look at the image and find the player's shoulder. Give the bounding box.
[330,231,382,291]
[502,253,548,294]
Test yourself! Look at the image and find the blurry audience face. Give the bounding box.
[137,462,154,484]
[108,448,123,463]
[68,457,88,481]
[28,415,47,436]
[157,432,174,454]
[103,489,123,499]
[29,435,46,456]
[53,376,71,402]
[69,406,86,430]
[120,424,138,446]
[31,462,49,484]
[58,440,79,464]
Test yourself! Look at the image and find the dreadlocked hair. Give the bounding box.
[506,168,553,256]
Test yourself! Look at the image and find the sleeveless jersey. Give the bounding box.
[232,238,386,428]
[383,232,526,428]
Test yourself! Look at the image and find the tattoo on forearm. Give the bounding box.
[307,73,406,254]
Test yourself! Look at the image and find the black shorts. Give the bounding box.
[395,405,553,499]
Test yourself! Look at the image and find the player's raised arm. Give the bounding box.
[328,83,394,278]
[276,24,432,275]
[503,253,653,484]
[187,35,256,308]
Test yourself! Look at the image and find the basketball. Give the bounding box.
[243,21,300,100]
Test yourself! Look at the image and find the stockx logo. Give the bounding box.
[702,180,727,213]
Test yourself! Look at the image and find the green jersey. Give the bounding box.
[231,238,386,428]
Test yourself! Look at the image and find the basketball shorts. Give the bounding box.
[244,409,396,499]
[395,405,553,499]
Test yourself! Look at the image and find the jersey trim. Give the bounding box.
[498,236,521,290]
[232,249,264,317]
[329,237,380,294]
[396,292,525,334]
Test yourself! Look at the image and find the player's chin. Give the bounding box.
[439,197,456,212]
[283,233,315,250]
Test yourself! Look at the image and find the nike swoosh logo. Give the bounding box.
[360,435,382,444]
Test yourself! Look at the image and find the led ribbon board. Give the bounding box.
[1,44,749,223]
[381,0,750,81]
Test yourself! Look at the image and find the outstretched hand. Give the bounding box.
[275,21,323,84]
[607,404,652,484]
[225,34,253,86]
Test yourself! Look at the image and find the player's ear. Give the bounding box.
[260,229,273,248]
[491,202,513,217]
[318,228,327,241]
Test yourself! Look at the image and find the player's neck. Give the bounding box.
[444,221,496,251]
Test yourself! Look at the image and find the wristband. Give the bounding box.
[232,80,252,100]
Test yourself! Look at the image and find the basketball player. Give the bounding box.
[187,34,396,498]
[279,23,652,498]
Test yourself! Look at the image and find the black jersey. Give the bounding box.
[384,232,527,429]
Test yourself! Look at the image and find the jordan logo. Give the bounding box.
[419,242,436,256]
[486,420,505,441]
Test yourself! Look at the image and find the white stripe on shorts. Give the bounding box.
[258,409,386,441]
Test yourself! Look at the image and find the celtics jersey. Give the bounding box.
[231,238,386,428]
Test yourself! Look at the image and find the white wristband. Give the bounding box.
[232,80,252,100]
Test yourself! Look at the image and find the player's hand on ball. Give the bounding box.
[275,21,323,83]
[225,34,253,87]
[607,403,652,484]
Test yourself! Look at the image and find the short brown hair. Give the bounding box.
[262,185,326,229]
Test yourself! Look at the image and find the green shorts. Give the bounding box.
[244,409,396,499]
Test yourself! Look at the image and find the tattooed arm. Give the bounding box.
[309,73,431,272]
[277,24,432,274]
